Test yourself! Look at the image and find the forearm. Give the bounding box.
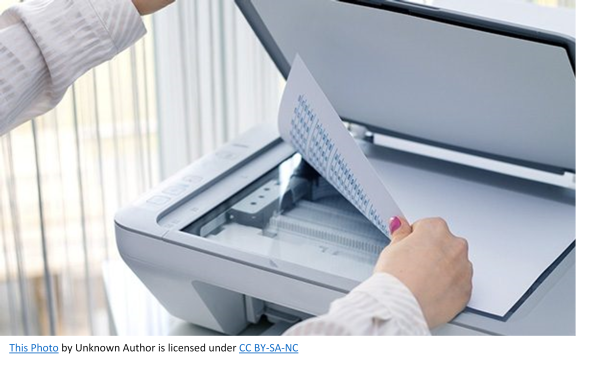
[284,273,430,336]
[0,0,146,135]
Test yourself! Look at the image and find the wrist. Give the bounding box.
[132,0,176,16]
[357,273,430,334]
[131,0,144,15]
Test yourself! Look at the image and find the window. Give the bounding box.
[0,0,282,335]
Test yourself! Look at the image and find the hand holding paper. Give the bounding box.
[278,56,404,237]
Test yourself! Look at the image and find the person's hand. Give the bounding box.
[132,0,175,16]
[374,216,473,329]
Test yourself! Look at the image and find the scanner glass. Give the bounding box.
[181,140,574,319]
[183,154,388,282]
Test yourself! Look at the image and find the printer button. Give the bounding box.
[182,175,203,184]
[147,195,170,205]
[216,150,237,160]
[163,185,187,196]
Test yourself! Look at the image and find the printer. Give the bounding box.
[115,0,575,335]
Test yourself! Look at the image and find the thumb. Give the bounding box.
[388,216,412,244]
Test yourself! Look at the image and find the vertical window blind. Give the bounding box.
[0,0,282,336]
[153,0,283,176]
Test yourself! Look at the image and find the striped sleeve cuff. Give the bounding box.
[88,0,146,54]
[350,273,431,335]
[284,273,431,336]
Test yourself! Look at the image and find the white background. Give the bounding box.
[0,337,577,371]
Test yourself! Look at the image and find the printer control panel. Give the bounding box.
[133,126,280,217]
[137,153,238,211]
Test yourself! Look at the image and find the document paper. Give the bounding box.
[276,56,574,319]
[278,56,404,237]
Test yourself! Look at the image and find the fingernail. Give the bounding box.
[389,216,401,235]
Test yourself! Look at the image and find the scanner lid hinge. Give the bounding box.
[361,126,575,190]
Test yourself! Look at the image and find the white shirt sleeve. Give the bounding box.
[284,273,431,336]
[0,0,146,135]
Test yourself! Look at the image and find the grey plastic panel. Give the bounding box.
[116,126,575,334]
[244,0,575,171]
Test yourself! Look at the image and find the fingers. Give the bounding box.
[388,216,412,244]
[448,236,472,310]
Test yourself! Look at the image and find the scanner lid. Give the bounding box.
[236,0,575,173]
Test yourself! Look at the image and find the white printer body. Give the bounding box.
[115,0,575,335]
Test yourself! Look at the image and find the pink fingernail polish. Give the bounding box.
[389,216,401,235]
